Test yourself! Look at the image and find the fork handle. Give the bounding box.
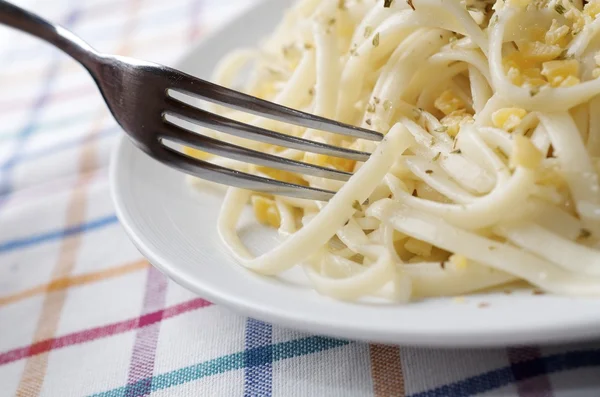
[0,1,98,68]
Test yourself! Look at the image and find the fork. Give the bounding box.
[0,1,383,201]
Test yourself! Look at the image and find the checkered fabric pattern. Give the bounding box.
[1,0,600,396]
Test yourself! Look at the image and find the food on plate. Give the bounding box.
[187,0,600,302]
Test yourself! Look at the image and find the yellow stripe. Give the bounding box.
[0,260,148,307]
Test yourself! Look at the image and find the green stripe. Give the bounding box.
[89,336,349,397]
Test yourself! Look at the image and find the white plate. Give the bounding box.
[111,0,600,347]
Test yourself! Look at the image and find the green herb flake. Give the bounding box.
[364,26,373,38]
[557,49,569,60]
[407,0,415,10]
[489,15,498,28]
[579,228,592,239]
[372,32,380,47]
[384,0,394,7]
[425,169,434,174]
[529,86,540,97]
[554,4,566,14]
[432,152,441,161]
[352,200,362,211]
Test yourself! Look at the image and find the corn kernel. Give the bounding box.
[559,75,580,87]
[440,110,474,137]
[565,8,586,34]
[584,0,600,18]
[503,52,538,71]
[541,59,579,87]
[492,108,528,131]
[519,41,562,62]
[506,67,524,85]
[303,152,355,172]
[523,77,547,88]
[184,147,212,161]
[450,254,468,270]
[251,165,308,186]
[251,196,281,228]
[545,20,570,46]
[434,89,466,115]
[404,238,433,257]
[522,68,543,79]
[511,135,544,169]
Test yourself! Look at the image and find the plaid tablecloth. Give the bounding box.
[1,0,600,396]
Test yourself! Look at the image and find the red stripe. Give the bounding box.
[0,297,211,366]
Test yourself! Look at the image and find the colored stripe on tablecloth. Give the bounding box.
[123,266,168,397]
[15,0,143,391]
[0,3,194,110]
[0,9,82,199]
[0,298,212,366]
[507,347,554,397]
[87,344,600,397]
[0,23,191,96]
[123,3,201,392]
[0,0,188,72]
[90,336,350,397]
[408,348,600,397]
[0,259,148,307]
[244,319,273,397]
[15,126,100,395]
[0,214,118,255]
[14,126,119,165]
[369,344,405,397]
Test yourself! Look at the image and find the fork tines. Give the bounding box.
[157,69,384,201]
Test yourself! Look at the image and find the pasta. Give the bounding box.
[187,0,600,303]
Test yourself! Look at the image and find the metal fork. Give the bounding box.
[0,1,383,201]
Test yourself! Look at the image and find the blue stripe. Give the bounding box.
[0,214,118,255]
[409,349,600,397]
[15,126,120,166]
[90,336,349,397]
[244,319,273,397]
[0,9,82,199]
